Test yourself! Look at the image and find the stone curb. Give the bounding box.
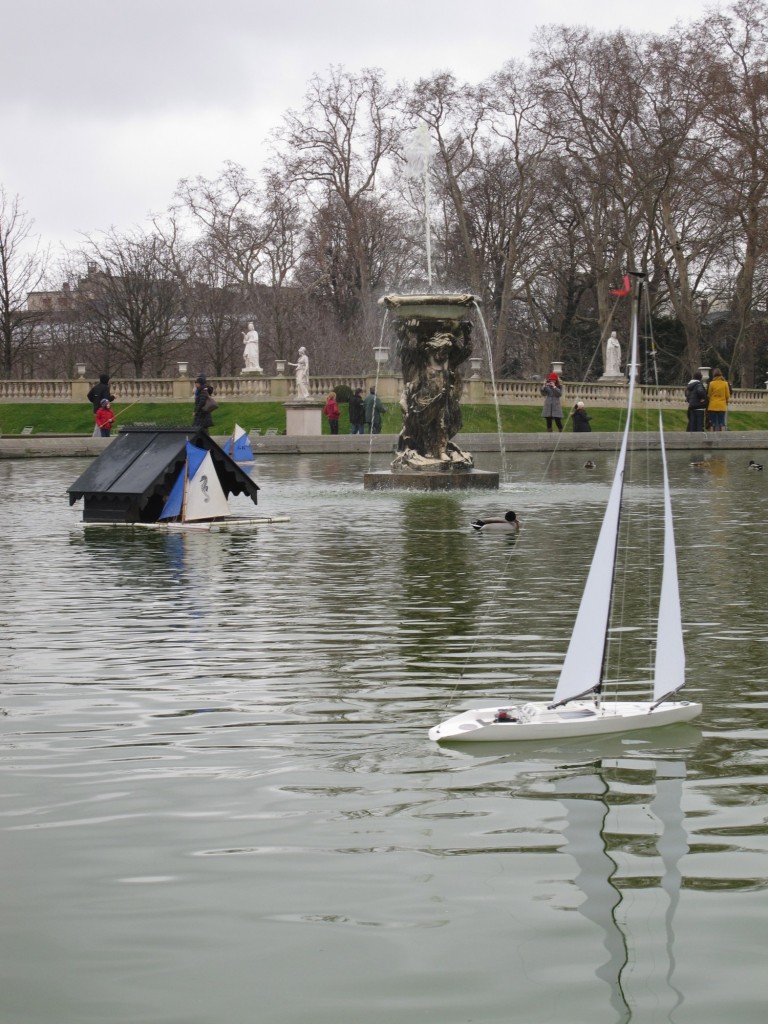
[2,431,768,459]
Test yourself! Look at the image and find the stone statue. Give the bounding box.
[605,331,622,377]
[288,347,310,399]
[242,322,262,373]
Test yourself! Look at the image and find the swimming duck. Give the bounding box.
[584,460,596,469]
[748,460,763,470]
[471,511,520,531]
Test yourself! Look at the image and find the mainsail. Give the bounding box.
[550,288,641,708]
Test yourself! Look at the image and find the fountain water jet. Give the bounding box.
[363,294,499,491]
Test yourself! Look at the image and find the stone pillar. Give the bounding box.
[71,379,90,403]
[364,374,399,403]
[172,378,193,401]
[271,376,290,399]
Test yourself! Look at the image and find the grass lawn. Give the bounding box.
[2,401,768,436]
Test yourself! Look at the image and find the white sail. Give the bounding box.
[184,451,230,521]
[653,414,685,701]
[551,300,640,707]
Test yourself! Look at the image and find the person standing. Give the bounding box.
[86,373,115,437]
[349,388,365,434]
[363,386,386,434]
[572,401,591,432]
[541,373,563,433]
[324,391,340,435]
[192,375,216,433]
[95,399,115,437]
[685,371,708,432]
[706,368,730,432]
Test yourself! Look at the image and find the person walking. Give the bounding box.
[685,371,708,432]
[95,399,115,437]
[349,388,365,434]
[706,368,730,432]
[324,391,340,435]
[86,373,115,437]
[192,375,217,433]
[572,400,591,432]
[541,373,563,433]
[363,387,386,434]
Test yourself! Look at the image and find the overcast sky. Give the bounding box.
[2,0,712,252]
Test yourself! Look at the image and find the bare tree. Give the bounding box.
[0,188,47,377]
[699,0,768,385]
[74,229,185,377]
[531,28,650,353]
[278,66,403,346]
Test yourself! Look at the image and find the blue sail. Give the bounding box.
[224,425,255,463]
[233,433,255,461]
[159,443,208,520]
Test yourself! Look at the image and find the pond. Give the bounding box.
[1,449,767,1024]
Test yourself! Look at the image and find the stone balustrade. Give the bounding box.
[1,375,767,411]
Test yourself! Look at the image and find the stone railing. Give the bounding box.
[1,374,767,411]
[0,380,76,400]
[483,380,768,411]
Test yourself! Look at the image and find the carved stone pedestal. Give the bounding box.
[284,400,324,436]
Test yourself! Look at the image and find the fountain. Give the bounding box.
[364,294,499,490]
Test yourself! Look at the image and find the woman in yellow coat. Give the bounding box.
[707,368,731,431]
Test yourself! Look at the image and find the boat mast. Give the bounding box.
[180,454,189,523]
[594,272,644,698]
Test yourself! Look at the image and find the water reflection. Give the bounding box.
[552,757,692,1024]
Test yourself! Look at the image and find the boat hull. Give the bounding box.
[429,700,702,743]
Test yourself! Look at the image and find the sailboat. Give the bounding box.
[222,423,255,465]
[430,275,702,742]
[158,441,282,531]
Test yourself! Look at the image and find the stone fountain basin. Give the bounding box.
[379,293,478,320]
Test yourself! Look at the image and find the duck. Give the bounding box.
[471,510,520,531]
[748,460,763,471]
[584,460,596,469]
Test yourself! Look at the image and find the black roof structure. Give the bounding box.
[68,426,259,523]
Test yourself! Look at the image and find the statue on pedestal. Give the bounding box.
[242,322,262,373]
[288,347,310,399]
[605,331,622,377]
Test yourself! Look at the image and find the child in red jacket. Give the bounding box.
[95,399,115,437]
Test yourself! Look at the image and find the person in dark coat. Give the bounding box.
[349,388,365,434]
[572,401,592,432]
[363,387,386,434]
[192,375,215,433]
[685,371,708,432]
[86,374,115,436]
[87,373,115,411]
